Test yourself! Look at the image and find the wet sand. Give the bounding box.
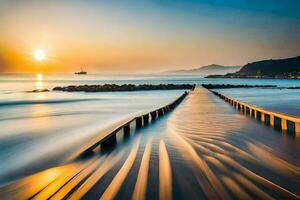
[0,87,299,200]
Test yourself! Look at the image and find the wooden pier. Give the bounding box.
[210,90,300,137]
[70,91,189,159]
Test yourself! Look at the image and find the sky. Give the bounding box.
[0,0,300,73]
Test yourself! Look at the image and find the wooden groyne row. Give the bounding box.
[210,90,300,137]
[71,91,189,159]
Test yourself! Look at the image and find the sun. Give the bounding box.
[34,49,45,61]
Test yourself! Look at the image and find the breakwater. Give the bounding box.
[53,84,195,92]
[202,84,276,89]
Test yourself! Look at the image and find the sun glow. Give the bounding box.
[34,49,45,61]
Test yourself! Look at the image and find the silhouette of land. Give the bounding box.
[206,55,300,79]
[163,64,241,75]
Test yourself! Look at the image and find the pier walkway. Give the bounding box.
[1,87,300,200]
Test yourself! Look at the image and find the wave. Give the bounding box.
[0,110,113,121]
[0,98,102,107]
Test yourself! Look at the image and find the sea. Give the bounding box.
[0,73,299,184]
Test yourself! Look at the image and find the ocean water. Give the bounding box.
[0,73,299,184]
[1,87,299,199]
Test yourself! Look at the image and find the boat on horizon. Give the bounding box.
[75,67,87,75]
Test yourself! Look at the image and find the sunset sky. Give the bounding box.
[0,0,300,73]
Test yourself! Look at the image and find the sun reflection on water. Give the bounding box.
[35,73,44,90]
[37,73,43,81]
[35,81,44,89]
[34,73,45,98]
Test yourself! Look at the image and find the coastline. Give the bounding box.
[205,75,300,79]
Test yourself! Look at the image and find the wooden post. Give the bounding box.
[249,108,252,117]
[157,109,161,117]
[270,115,275,127]
[151,111,157,120]
[295,122,300,137]
[261,113,265,123]
[158,109,163,117]
[281,119,287,132]
[163,107,167,113]
[136,117,143,128]
[143,114,149,125]
[254,110,257,119]
[123,124,130,136]
[101,134,117,150]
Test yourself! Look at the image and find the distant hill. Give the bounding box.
[206,56,300,79]
[163,64,241,75]
[236,56,300,76]
[226,56,300,77]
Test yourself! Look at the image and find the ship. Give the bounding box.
[75,67,87,75]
